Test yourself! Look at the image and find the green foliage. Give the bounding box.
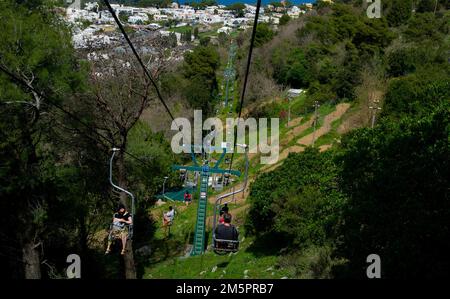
[417,0,437,13]
[385,0,413,26]
[386,46,418,77]
[272,47,310,88]
[226,2,246,11]
[404,12,447,42]
[279,14,291,26]
[336,103,450,278]
[193,27,199,39]
[246,148,346,249]
[382,66,450,119]
[189,0,217,9]
[217,31,229,46]
[199,36,210,46]
[255,23,275,47]
[182,45,220,116]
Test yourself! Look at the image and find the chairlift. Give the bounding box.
[178,167,198,188]
[107,148,135,243]
[211,144,249,254]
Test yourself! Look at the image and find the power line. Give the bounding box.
[0,63,155,169]
[102,0,178,124]
[227,0,262,175]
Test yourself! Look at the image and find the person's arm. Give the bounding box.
[113,214,122,222]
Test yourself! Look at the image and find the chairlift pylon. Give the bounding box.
[108,148,135,241]
[211,143,249,254]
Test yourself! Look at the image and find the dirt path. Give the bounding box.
[297,103,351,146]
[287,116,303,128]
[283,118,315,146]
[208,180,253,204]
[259,144,306,172]
[319,144,332,152]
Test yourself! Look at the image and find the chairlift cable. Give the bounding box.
[0,64,153,169]
[227,0,262,175]
[102,0,180,127]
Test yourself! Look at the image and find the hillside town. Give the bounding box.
[64,1,315,49]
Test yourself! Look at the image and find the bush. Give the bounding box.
[245,148,346,249]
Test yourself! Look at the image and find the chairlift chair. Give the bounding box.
[107,148,135,245]
[211,144,249,254]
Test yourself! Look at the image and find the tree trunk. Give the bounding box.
[116,151,129,205]
[21,123,42,279]
[115,150,137,279]
[23,241,41,279]
[124,242,136,279]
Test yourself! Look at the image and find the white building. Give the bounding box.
[288,89,305,98]
[128,14,149,24]
[217,26,232,34]
[154,14,169,21]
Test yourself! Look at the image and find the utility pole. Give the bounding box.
[163,176,168,197]
[287,96,291,127]
[369,98,382,128]
[312,101,320,147]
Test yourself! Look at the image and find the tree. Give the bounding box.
[199,36,210,46]
[71,34,172,278]
[218,32,228,47]
[336,103,450,278]
[0,0,86,278]
[404,12,445,42]
[182,45,220,117]
[246,148,345,249]
[386,0,413,26]
[382,66,450,120]
[118,11,129,24]
[279,14,291,26]
[193,27,199,39]
[227,2,246,17]
[417,0,436,12]
[255,23,275,47]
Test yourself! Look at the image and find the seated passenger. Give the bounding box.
[105,204,132,255]
[214,213,239,249]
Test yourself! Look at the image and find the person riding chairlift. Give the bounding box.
[215,213,238,249]
[105,204,132,255]
[162,206,175,235]
[184,190,192,206]
[219,203,229,224]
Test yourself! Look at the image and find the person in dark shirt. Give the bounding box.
[105,204,132,255]
[215,213,239,250]
[220,203,229,215]
[219,203,230,224]
[184,191,192,206]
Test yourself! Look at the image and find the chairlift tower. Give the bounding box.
[172,144,241,256]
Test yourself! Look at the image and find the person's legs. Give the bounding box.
[105,240,112,254]
[121,233,127,255]
[105,229,116,254]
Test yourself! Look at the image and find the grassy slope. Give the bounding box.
[143,202,290,279]
[142,94,356,279]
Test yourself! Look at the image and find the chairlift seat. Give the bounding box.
[213,238,239,253]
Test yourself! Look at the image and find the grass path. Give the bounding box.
[297,103,351,146]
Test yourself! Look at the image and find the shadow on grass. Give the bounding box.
[244,232,288,257]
